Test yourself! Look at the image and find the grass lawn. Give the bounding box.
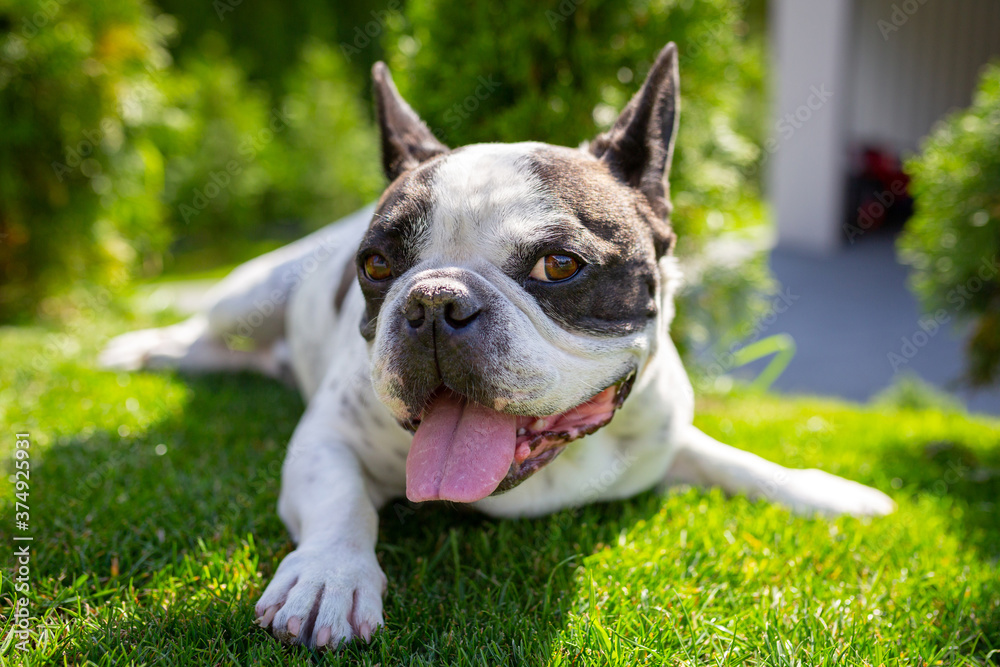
[1,298,999,666]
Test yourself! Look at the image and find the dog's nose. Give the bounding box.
[404,280,482,337]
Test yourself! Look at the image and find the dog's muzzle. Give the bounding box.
[393,268,505,398]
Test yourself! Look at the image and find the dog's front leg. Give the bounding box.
[666,426,896,517]
[255,406,387,649]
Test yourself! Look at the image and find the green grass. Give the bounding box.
[1,299,999,666]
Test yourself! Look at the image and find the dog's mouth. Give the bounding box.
[402,372,635,503]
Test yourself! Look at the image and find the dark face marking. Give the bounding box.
[356,160,442,339]
[516,146,665,336]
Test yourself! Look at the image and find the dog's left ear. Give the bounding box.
[590,43,680,253]
[372,62,450,182]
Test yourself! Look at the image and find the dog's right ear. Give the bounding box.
[372,62,449,182]
[589,43,679,222]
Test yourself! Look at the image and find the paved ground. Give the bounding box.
[760,234,1000,416]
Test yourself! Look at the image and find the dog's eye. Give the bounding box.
[530,254,580,282]
[363,253,392,281]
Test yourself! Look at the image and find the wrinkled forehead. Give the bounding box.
[369,142,650,265]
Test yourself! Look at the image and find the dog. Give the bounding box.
[100,43,895,649]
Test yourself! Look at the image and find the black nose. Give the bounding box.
[404,280,482,338]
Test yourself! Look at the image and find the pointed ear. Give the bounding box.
[590,43,680,220]
[372,61,449,182]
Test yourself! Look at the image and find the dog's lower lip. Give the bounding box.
[511,372,634,464]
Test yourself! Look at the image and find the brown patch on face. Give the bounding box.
[515,145,665,336]
[527,145,675,257]
[356,158,443,339]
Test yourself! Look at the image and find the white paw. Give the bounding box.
[774,468,896,518]
[255,544,387,649]
[98,320,202,371]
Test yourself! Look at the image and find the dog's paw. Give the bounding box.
[255,544,387,649]
[775,468,896,518]
[98,321,201,371]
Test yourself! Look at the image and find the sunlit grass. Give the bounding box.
[1,301,998,665]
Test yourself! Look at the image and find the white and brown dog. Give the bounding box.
[100,44,894,649]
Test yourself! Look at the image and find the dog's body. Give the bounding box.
[101,45,894,649]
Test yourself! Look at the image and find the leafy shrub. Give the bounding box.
[386,0,771,356]
[153,0,340,93]
[154,38,382,249]
[0,0,173,321]
[148,38,278,245]
[259,40,383,231]
[1,0,768,341]
[0,1,382,321]
[154,0,398,93]
[899,62,1000,386]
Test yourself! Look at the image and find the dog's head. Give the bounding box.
[356,44,681,504]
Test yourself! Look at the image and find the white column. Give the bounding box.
[769,0,853,254]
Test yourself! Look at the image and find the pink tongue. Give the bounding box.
[406,391,517,503]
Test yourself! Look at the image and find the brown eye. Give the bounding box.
[363,253,392,281]
[529,254,581,282]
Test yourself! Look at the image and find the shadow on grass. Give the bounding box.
[30,372,662,664]
[877,438,1000,562]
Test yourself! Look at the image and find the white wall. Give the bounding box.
[848,0,1000,155]
[769,0,853,254]
[770,0,1000,254]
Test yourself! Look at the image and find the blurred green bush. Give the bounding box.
[899,62,1000,387]
[154,37,381,250]
[0,0,381,322]
[0,0,172,321]
[386,0,772,355]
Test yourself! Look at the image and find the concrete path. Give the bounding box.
[763,235,1000,416]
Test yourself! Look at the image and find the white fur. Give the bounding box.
[425,142,558,265]
[100,146,894,649]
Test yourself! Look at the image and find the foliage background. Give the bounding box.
[0,0,771,358]
[899,62,1000,387]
